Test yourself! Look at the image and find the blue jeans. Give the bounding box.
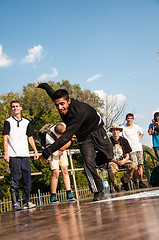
[153,147,159,160]
[9,157,31,204]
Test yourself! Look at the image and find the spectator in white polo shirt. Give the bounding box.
[3,100,39,211]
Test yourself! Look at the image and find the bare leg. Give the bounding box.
[138,164,143,181]
[108,162,119,186]
[61,166,71,191]
[133,165,138,182]
[51,169,59,193]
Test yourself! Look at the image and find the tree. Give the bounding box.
[101,94,126,129]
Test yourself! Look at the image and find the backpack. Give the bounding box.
[150,166,159,187]
[39,123,57,147]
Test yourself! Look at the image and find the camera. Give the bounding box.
[154,117,159,122]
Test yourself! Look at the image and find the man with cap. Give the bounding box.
[108,124,135,192]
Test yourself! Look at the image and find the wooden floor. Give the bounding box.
[1,187,159,240]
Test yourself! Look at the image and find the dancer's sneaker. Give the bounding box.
[23,201,36,209]
[93,191,104,201]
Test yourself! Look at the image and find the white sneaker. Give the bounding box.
[23,201,36,209]
[13,202,21,211]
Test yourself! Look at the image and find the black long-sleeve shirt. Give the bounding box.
[38,83,104,159]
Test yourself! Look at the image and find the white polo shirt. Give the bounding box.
[3,117,34,157]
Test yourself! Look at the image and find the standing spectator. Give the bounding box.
[3,100,39,211]
[45,122,75,203]
[108,124,135,192]
[122,113,147,189]
[36,82,113,201]
[148,112,159,160]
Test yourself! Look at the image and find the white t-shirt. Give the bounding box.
[45,126,57,146]
[121,124,143,152]
[45,123,66,158]
[45,123,66,146]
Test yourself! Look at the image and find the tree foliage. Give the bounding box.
[0,80,102,199]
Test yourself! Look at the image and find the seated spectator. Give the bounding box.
[108,124,135,192]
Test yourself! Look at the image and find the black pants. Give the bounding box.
[79,127,113,193]
[9,157,31,204]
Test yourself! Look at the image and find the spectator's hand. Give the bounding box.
[152,118,159,127]
[111,158,118,164]
[118,159,127,166]
[4,153,10,163]
[34,82,43,88]
[38,154,48,163]
[71,135,76,142]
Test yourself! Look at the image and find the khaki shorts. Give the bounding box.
[49,150,68,170]
[130,151,144,166]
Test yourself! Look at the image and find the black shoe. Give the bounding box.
[121,177,129,191]
[133,181,139,189]
[93,191,104,201]
[97,164,107,171]
[139,181,147,188]
[114,184,121,193]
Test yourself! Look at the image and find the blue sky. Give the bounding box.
[1,0,159,147]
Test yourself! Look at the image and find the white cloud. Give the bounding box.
[37,67,58,81]
[135,114,144,119]
[94,89,126,105]
[86,74,102,82]
[21,44,43,63]
[0,45,14,67]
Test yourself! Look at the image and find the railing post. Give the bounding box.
[38,189,42,206]
[143,153,151,185]
[67,150,79,200]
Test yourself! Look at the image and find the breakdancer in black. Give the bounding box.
[36,82,113,201]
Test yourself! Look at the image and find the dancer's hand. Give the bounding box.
[38,154,48,163]
[34,82,43,88]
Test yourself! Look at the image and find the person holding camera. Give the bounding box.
[108,124,135,192]
[148,112,159,160]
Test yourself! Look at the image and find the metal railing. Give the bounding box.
[143,149,159,185]
[0,148,157,213]
[0,149,83,198]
